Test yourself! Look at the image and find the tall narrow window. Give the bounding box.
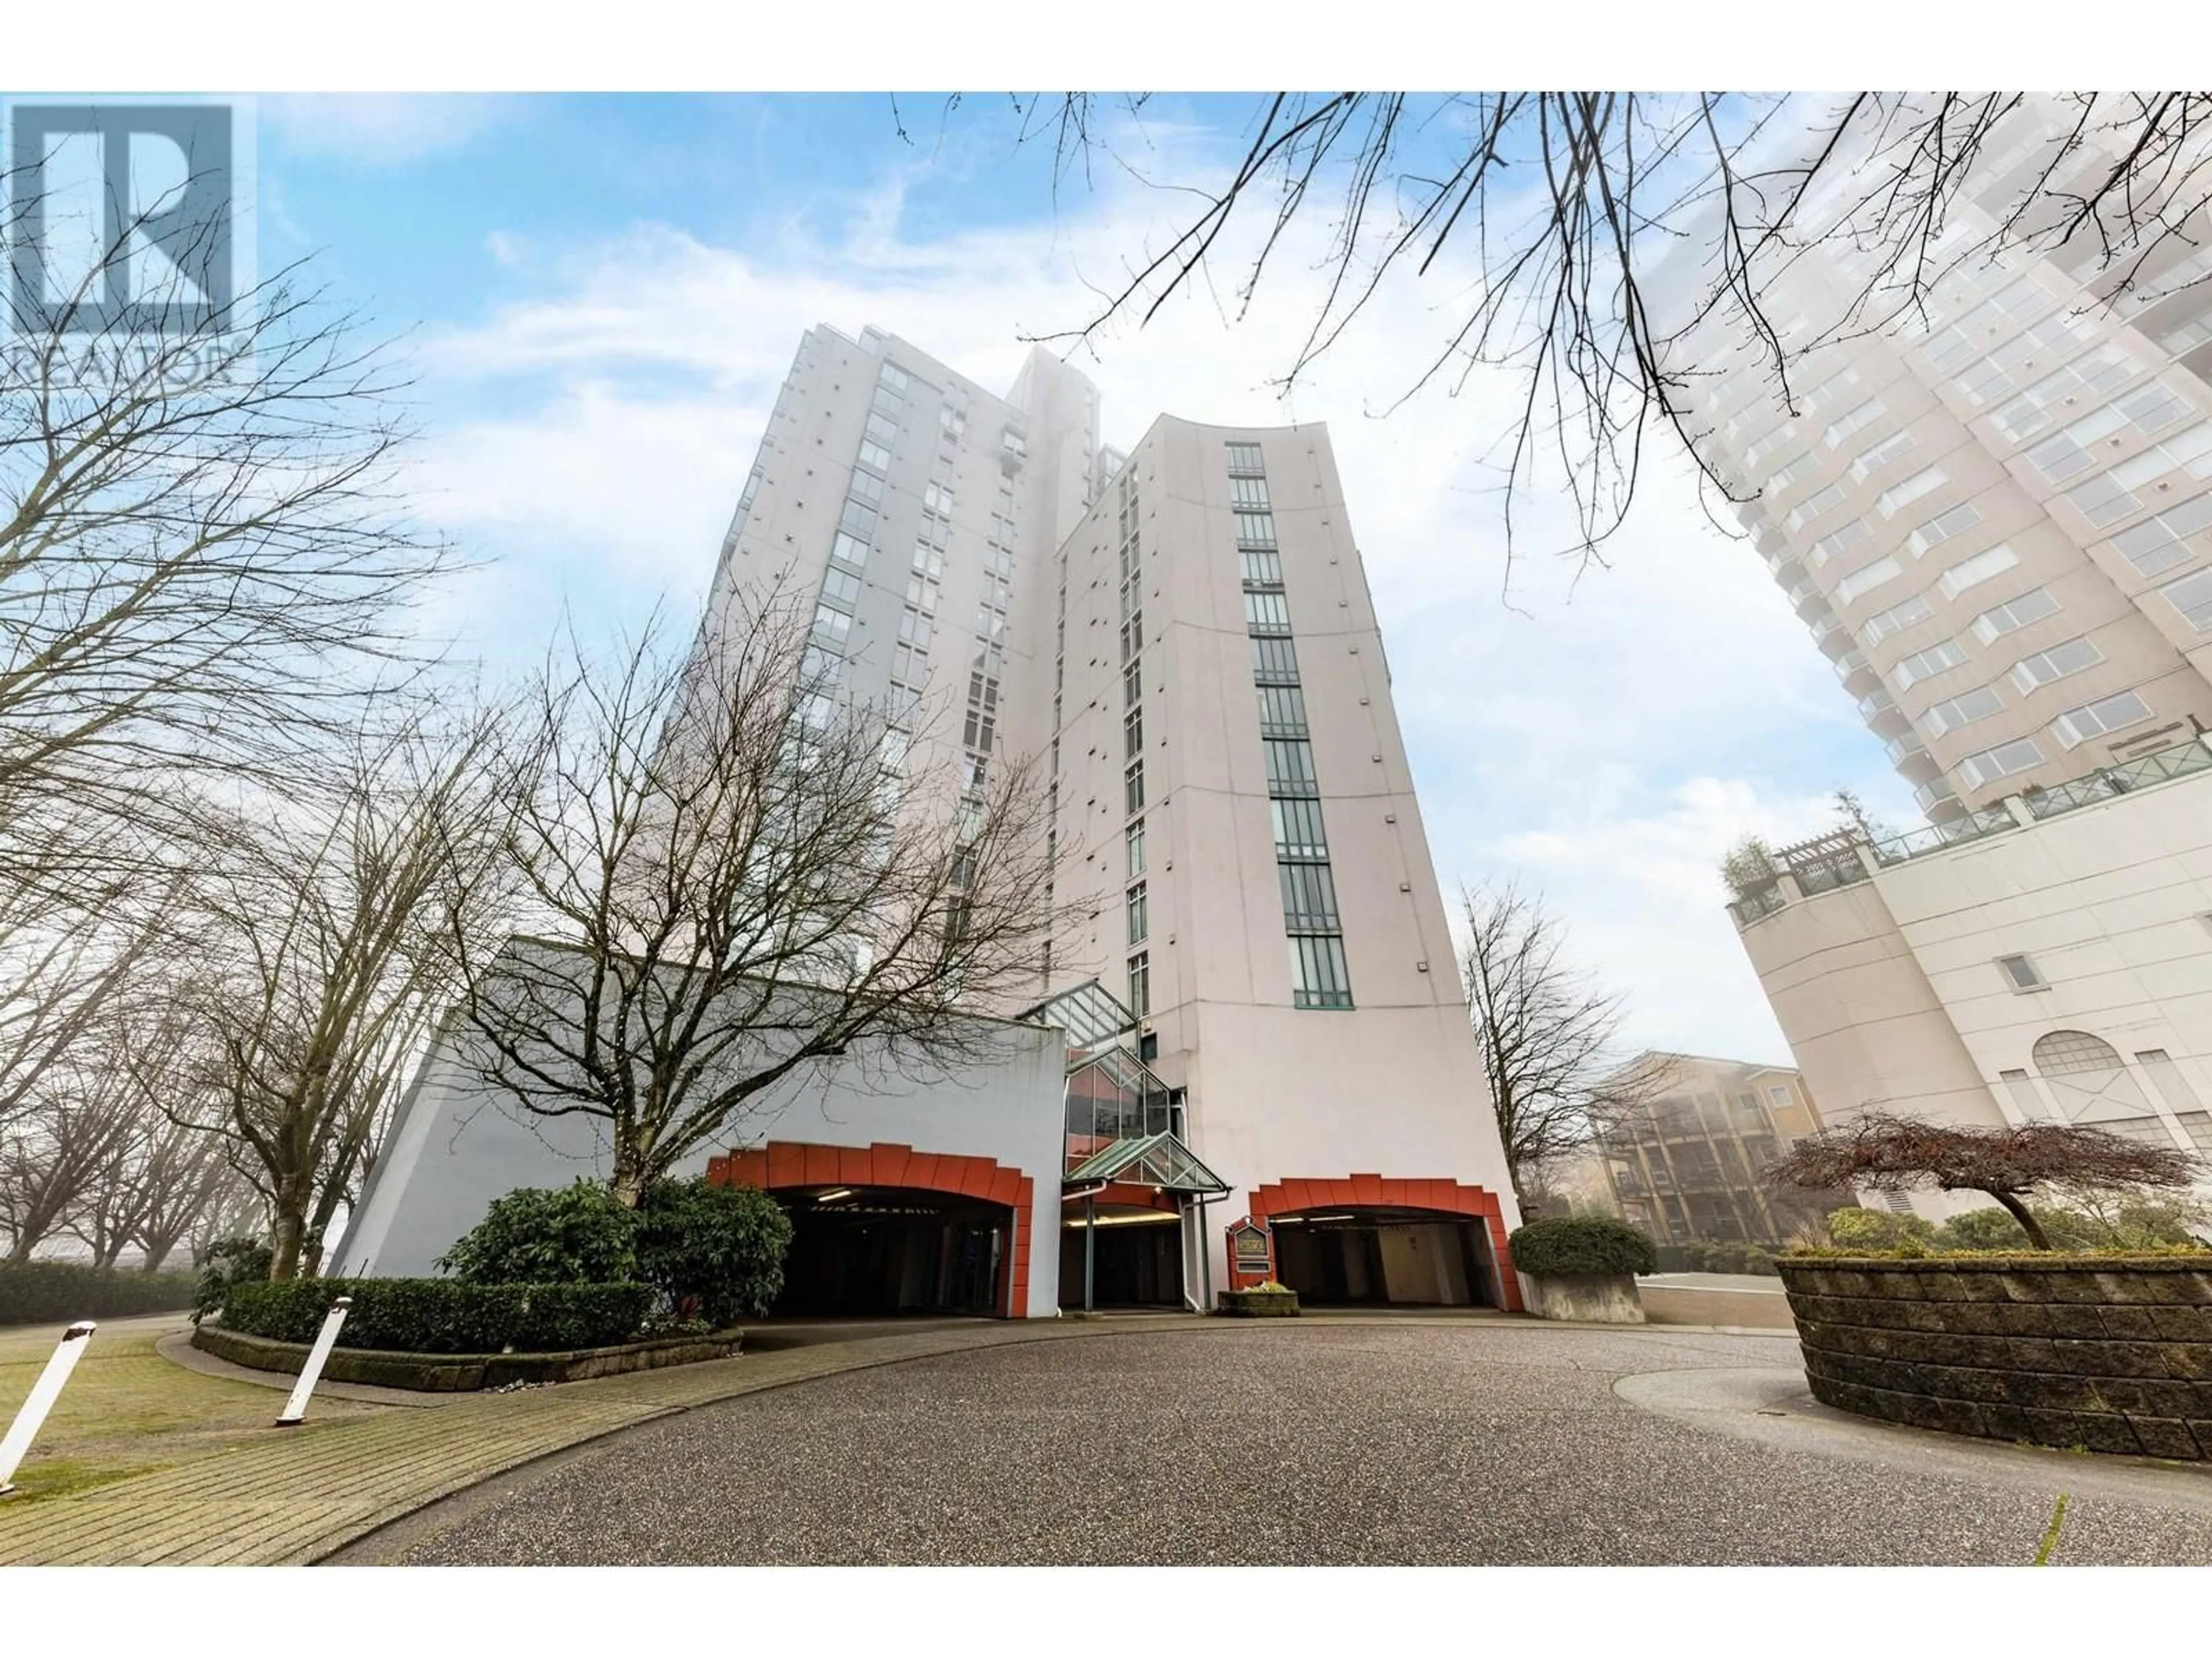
[1289,935,1354,1010]
[1234,446,1350,1012]
[1127,881,1149,946]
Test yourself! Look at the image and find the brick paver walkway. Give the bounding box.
[0,1314,1218,1566]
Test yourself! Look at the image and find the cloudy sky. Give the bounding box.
[249,91,1921,1063]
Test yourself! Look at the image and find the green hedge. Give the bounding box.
[1783,1245,2212,1263]
[1508,1216,1657,1278]
[217,1278,654,1354]
[440,1176,792,1324]
[0,1261,199,1327]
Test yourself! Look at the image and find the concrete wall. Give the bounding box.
[336,1010,1069,1319]
[1737,880,2012,1133]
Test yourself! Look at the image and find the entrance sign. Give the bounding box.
[1226,1218,1272,1285]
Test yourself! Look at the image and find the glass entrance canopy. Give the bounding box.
[1018,979,1137,1063]
[1065,1131,1228,1196]
[1062,1046,1173,1169]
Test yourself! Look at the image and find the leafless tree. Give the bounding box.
[1458,881,1675,1207]
[159,703,522,1278]
[964,92,2212,569]
[0,1040,139,1262]
[116,1119,251,1274]
[1768,1111,2202,1249]
[0,158,452,846]
[453,600,1060,1206]
[79,1014,261,1272]
[0,805,175,1137]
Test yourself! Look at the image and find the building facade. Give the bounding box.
[1696,103,2212,1217]
[1695,107,2212,825]
[346,325,1522,1315]
[1728,740,2212,1217]
[1585,1054,1838,1247]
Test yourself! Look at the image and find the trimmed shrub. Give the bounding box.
[1509,1216,1657,1278]
[0,1260,199,1327]
[1827,1207,1937,1252]
[217,1278,653,1354]
[437,1181,638,1285]
[634,1177,792,1325]
[1933,1207,2032,1252]
[194,1236,274,1321]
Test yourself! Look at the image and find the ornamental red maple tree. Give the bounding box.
[1767,1112,2202,1250]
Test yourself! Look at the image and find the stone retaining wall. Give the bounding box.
[1777,1256,2212,1460]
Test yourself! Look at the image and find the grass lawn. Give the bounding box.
[0,1312,388,1503]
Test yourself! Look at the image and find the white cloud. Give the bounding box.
[262,94,517,166]
[1464,776,1870,1063]
[405,137,1906,1064]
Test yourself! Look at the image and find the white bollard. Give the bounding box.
[276,1296,353,1427]
[0,1320,96,1497]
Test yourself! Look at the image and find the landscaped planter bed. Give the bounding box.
[1217,1287,1300,1317]
[1777,1255,2212,1460]
[1518,1271,1645,1323]
[192,1322,743,1391]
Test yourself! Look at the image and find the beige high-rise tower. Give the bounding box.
[1699,118,2212,821]
[702,325,1522,1307]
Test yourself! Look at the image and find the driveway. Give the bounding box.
[353,1321,2212,1566]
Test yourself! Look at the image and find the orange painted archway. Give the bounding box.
[1246,1175,1521,1312]
[708,1140,1037,1317]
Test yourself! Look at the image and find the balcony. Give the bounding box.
[1867,806,2019,866]
[2021,736,2212,821]
[1793,853,1870,896]
[1728,882,1787,925]
[1832,652,1879,695]
[1913,776,1959,813]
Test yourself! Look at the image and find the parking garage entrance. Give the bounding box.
[706,1142,1039,1319]
[777,1186,1011,1317]
[1270,1208,1501,1308]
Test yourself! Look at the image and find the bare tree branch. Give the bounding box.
[983,92,2212,579]
[1458,880,1673,1207]
[453,594,1063,1205]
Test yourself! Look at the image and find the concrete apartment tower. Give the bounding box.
[1696,102,2212,1212]
[703,324,1522,1305]
[1700,119,2212,823]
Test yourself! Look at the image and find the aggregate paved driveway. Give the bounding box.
[380,1322,2212,1566]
